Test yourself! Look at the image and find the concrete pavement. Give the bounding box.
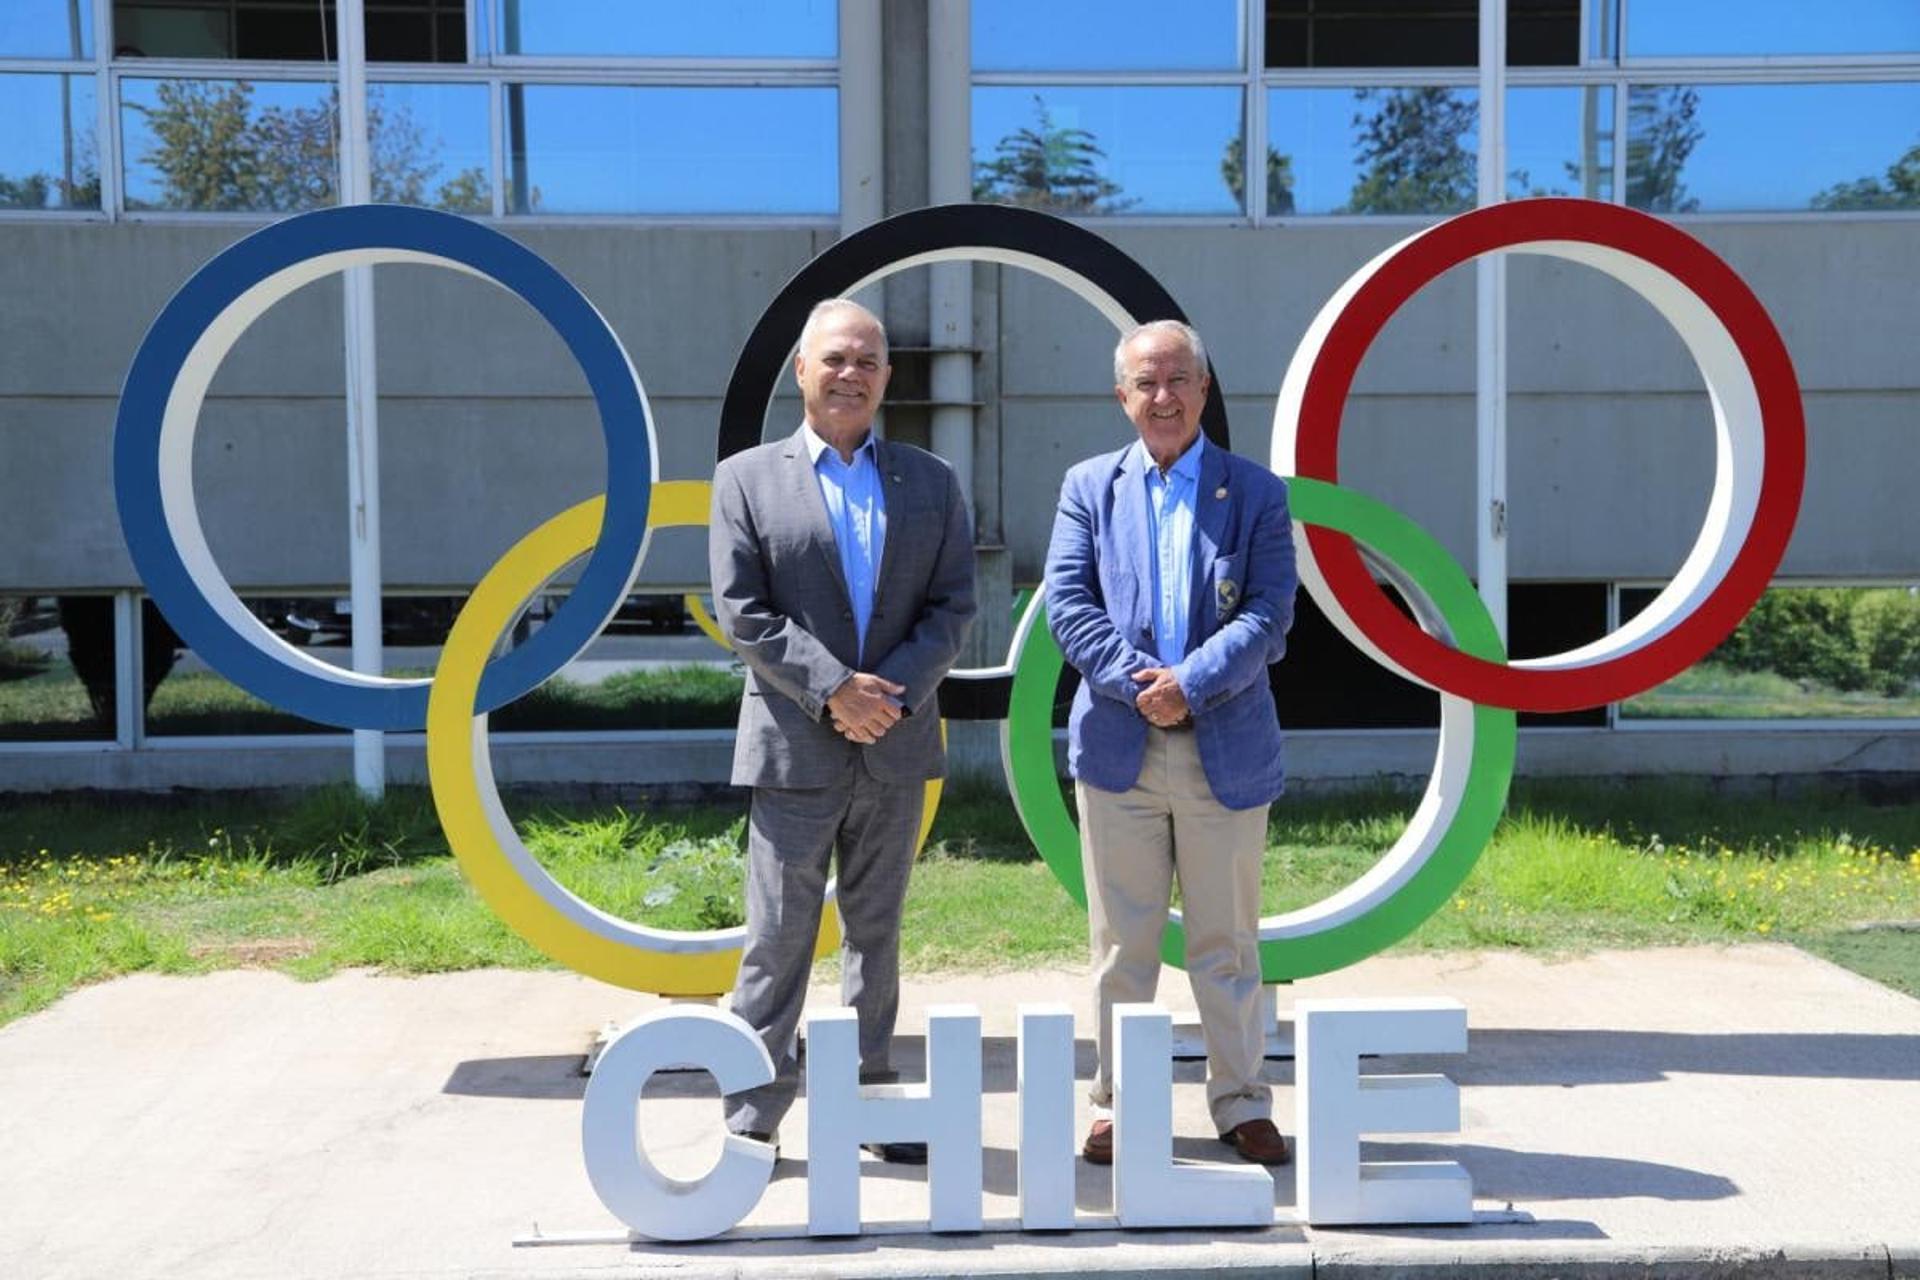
[2,944,1916,1278]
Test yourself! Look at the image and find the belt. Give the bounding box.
[1151,715,1195,733]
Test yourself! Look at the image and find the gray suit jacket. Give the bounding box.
[710,425,977,788]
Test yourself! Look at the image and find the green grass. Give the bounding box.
[4,778,1918,1027]
[1796,926,1920,999]
[0,658,109,741]
[1623,661,1920,719]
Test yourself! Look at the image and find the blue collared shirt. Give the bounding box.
[1137,433,1203,666]
[804,423,888,657]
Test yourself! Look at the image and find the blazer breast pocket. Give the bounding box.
[1212,553,1244,622]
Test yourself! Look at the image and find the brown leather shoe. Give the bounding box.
[1220,1118,1291,1165]
[1082,1118,1114,1165]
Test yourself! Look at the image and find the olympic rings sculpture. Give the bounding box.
[113,198,1804,995]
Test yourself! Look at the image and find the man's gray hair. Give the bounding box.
[1113,318,1207,384]
[798,297,889,362]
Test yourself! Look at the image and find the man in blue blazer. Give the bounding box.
[1043,319,1297,1167]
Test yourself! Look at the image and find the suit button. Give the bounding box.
[842,608,853,619]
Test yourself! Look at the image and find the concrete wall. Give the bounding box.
[0,220,826,594]
[4,215,1915,597]
[995,219,1920,583]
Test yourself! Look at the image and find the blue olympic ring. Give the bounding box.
[113,205,656,730]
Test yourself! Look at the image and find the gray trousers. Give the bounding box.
[1078,726,1273,1135]
[724,768,925,1136]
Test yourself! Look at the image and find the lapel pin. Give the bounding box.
[1214,486,1228,499]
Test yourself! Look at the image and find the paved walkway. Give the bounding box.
[3,944,1916,1278]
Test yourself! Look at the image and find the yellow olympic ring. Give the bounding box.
[428,480,941,995]
[682,592,731,651]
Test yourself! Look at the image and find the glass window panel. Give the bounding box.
[487,592,744,732]
[972,86,1244,216]
[120,77,338,213]
[367,81,490,211]
[365,1,467,63]
[505,84,836,216]
[1625,0,1920,59]
[1507,85,1614,200]
[113,1,466,62]
[500,0,835,59]
[1265,0,1575,68]
[1626,82,1920,214]
[114,3,243,59]
[1620,585,1920,720]
[1508,0,1580,66]
[0,1,94,58]
[974,0,1240,72]
[1274,583,1605,728]
[0,598,116,743]
[0,73,101,210]
[1267,86,1477,215]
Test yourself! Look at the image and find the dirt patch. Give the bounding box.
[187,938,316,966]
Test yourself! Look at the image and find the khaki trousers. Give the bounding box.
[1077,726,1272,1134]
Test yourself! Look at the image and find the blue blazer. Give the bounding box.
[1043,441,1297,811]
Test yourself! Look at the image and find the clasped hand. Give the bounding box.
[1132,666,1190,727]
[829,672,907,744]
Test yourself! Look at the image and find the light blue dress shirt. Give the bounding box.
[804,424,888,658]
[1137,432,1203,666]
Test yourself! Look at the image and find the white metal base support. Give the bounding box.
[514,1207,1532,1247]
[1170,983,1292,1060]
[584,996,720,1075]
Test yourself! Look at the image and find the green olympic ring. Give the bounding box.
[1001,476,1517,983]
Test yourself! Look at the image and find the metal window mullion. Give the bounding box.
[490,54,836,74]
[486,75,505,216]
[89,0,118,219]
[103,63,125,216]
[1244,0,1264,223]
[108,58,339,80]
[114,592,140,749]
[1505,65,1626,87]
[1625,52,1920,74]
[1620,64,1920,85]
[1260,67,1481,89]
[971,69,1243,87]
[0,58,93,72]
[488,67,837,88]
[1604,583,1621,729]
[1612,72,1628,204]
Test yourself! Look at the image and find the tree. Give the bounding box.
[972,94,1136,215]
[433,166,491,214]
[1625,85,1702,214]
[1341,87,1475,216]
[129,79,480,213]
[1811,139,1920,211]
[1220,136,1296,216]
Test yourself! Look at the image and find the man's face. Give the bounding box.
[1115,329,1208,462]
[795,309,891,437]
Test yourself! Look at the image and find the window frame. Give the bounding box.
[967,0,1920,225]
[0,0,841,226]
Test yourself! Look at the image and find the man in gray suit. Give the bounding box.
[709,298,976,1160]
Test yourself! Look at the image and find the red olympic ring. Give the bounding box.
[1289,198,1806,713]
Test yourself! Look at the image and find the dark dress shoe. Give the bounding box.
[1082,1118,1114,1165]
[1220,1118,1290,1165]
[861,1141,929,1164]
